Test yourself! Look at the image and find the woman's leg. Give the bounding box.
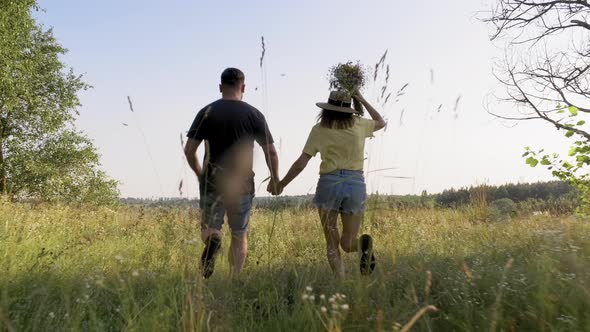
[340,213,363,253]
[319,208,344,277]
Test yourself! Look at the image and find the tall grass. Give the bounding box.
[1,199,590,331]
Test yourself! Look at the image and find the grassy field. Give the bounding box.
[1,199,590,331]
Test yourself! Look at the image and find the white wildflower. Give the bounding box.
[321,306,327,313]
[48,312,55,319]
[305,286,313,292]
[341,304,349,310]
[320,294,326,300]
[132,271,139,277]
[301,294,309,301]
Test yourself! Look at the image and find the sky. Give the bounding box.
[35,0,571,198]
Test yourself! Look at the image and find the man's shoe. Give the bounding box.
[201,234,222,279]
[359,234,376,276]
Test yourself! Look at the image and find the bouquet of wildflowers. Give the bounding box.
[328,61,368,113]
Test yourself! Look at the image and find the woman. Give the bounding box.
[269,90,386,277]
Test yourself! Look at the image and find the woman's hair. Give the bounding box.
[318,109,357,129]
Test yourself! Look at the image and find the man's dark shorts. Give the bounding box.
[200,192,254,235]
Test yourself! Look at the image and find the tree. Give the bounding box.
[483,0,590,212]
[0,0,118,204]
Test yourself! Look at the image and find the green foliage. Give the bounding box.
[524,126,590,215]
[521,100,590,216]
[0,1,118,204]
[2,203,590,330]
[489,198,516,222]
[525,156,539,167]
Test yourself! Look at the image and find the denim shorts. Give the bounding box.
[313,170,367,214]
[200,192,254,234]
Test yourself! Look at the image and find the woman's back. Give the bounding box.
[303,117,375,174]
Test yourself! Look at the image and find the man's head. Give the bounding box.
[219,68,245,99]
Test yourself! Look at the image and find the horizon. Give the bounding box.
[119,178,568,200]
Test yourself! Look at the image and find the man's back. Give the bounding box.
[184,67,279,278]
[187,99,273,194]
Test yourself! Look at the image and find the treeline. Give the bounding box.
[119,196,314,210]
[120,197,198,209]
[435,181,575,207]
[121,181,578,213]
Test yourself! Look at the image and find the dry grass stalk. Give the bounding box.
[461,261,473,281]
[373,49,388,81]
[472,183,490,221]
[399,109,405,126]
[182,266,206,332]
[259,36,266,68]
[127,96,134,112]
[0,305,15,332]
[383,93,392,105]
[424,270,432,299]
[490,258,515,332]
[409,285,419,305]
[395,83,409,102]
[376,309,384,332]
[453,95,462,112]
[400,305,439,332]
[453,95,462,119]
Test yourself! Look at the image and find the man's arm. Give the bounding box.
[184,138,203,179]
[260,143,279,181]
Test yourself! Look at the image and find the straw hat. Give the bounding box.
[316,91,358,114]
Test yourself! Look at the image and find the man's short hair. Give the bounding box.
[221,68,245,87]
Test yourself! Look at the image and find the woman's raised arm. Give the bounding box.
[354,93,386,131]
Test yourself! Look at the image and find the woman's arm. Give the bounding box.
[269,152,312,195]
[354,93,386,131]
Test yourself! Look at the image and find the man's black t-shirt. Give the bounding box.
[187,99,273,195]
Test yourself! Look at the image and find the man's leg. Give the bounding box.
[228,231,247,276]
[226,194,253,276]
[200,194,225,278]
[319,208,344,278]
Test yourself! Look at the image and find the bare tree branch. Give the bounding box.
[483,0,590,140]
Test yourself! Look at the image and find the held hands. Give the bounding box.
[267,177,284,196]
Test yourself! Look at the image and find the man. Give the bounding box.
[184,67,279,278]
